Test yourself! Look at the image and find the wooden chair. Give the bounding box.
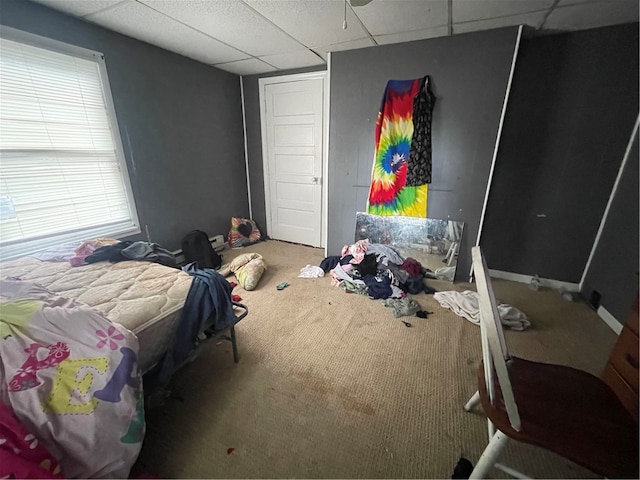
[463,246,639,479]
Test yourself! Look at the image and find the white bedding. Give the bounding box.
[0,257,192,372]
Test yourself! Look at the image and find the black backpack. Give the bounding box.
[181,230,222,269]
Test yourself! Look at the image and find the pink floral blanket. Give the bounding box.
[0,280,144,478]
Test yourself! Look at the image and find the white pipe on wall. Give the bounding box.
[240,75,253,219]
[471,25,523,281]
[579,113,640,291]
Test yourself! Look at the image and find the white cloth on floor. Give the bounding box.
[433,290,531,331]
[435,266,456,281]
[298,265,325,278]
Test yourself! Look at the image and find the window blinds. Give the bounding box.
[0,35,139,260]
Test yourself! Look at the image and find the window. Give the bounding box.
[0,28,139,260]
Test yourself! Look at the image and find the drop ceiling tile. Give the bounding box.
[213,58,277,75]
[453,0,554,23]
[86,1,248,64]
[374,26,450,45]
[544,1,639,31]
[454,11,546,34]
[258,49,325,70]
[31,0,126,17]
[137,0,306,56]
[243,0,368,47]
[312,37,375,61]
[352,0,448,35]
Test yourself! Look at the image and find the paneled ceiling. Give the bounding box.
[30,0,639,75]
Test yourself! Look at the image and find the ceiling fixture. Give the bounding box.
[344,0,373,30]
[343,0,348,29]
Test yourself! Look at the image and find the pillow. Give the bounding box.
[234,257,267,291]
[219,252,267,291]
[228,252,262,271]
[228,217,261,248]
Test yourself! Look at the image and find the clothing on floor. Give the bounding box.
[298,265,325,278]
[339,254,354,265]
[401,257,423,277]
[363,273,393,300]
[383,296,422,318]
[451,457,474,479]
[435,266,456,281]
[386,262,411,285]
[366,243,404,266]
[355,254,378,277]
[330,263,366,286]
[320,256,340,272]
[433,290,531,331]
[389,284,405,298]
[340,239,369,264]
[403,275,428,295]
[339,280,368,296]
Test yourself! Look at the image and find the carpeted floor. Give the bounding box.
[135,240,618,479]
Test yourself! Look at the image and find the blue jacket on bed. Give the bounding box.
[149,263,239,387]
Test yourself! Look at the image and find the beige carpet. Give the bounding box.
[136,240,618,479]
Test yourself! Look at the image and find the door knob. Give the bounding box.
[312,177,320,184]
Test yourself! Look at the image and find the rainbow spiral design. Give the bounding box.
[367,79,428,217]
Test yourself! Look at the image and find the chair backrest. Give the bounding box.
[471,246,522,432]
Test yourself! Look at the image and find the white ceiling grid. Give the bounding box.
[30,0,639,75]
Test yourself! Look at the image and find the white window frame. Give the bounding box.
[0,27,140,260]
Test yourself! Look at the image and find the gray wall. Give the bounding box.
[328,27,520,280]
[242,66,326,235]
[482,24,639,283]
[2,0,247,251]
[581,132,638,323]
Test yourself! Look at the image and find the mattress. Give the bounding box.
[0,257,192,373]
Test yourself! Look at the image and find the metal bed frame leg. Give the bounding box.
[230,326,239,363]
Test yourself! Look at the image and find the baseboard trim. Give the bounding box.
[596,305,623,335]
[488,269,580,292]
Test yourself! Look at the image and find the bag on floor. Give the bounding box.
[181,230,222,269]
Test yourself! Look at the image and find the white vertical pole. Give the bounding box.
[471,25,523,281]
[323,52,332,256]
[579,113,639,290]
[240,75,253,219]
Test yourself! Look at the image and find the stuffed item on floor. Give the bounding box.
[228,217,261,248]
[219,252,266,291]
[451,457,474,479]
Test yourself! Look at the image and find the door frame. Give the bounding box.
[258,70,328,248]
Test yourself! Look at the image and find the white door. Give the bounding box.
[262,77,324,247]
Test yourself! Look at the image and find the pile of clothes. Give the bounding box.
[320,239,436,318]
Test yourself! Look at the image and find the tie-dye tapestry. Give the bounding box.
[367,75,435,217]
